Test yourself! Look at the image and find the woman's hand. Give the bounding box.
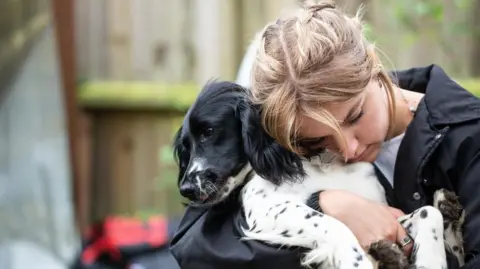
[319,190,413,256]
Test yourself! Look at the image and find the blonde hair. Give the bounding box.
[250,0,396,156]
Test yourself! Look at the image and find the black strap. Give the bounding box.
[373,163,397,207]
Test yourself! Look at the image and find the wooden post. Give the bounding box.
[52,0,87,231]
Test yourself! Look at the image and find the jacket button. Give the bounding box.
[422,178,428,184]
[413,192,421,200]
[434,133,442,140]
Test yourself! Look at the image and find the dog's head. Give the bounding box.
[173,80,305,206]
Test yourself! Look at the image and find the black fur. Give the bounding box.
[172,80,305,203]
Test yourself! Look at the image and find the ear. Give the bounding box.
[238,100,305,185]
[172,125,190,188]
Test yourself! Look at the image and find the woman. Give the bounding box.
[170,1,480,269]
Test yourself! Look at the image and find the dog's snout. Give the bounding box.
[179,182,197,201]
[180,168,219,202]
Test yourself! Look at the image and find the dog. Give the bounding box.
[173,80,465,269]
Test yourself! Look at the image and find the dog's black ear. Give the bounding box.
[239,100,305,185]
[172,125,190,188]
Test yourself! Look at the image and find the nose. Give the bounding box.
[343,133,359,160]
[179,182,197,201]
[180,168,219,201]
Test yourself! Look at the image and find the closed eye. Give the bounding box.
[346,110,364,125]
[344,96,365,125]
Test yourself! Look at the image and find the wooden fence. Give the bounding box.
[79,83,197,222]
[74,0,480,225]
[75,0,479,83]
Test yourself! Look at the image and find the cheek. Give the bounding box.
[370,91,391,133]
[360,106,389,142]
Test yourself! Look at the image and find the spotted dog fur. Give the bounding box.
[241,159,463,269]
[173,81,465,269]
[434,189,466,266]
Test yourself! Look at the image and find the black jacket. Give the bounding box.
[169,65,480,269]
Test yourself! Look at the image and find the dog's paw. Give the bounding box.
[434,189,466,266]
[433,189,463,222]
[302,245,375,269]
[368,240,410,269]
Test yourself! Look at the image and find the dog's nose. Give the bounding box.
[179,182,197,201]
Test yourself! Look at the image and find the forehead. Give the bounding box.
[298,93,364,139]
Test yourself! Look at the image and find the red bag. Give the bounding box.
[73,215,177,269]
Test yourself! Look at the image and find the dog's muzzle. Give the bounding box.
[179,168,219,202]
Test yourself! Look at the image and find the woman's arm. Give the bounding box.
[169,201,305,269]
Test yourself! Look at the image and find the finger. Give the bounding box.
[388,207,405,218]
[396,225,413,257]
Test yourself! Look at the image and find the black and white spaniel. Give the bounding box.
[173,80,465,269]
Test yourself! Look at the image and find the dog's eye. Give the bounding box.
[200,127,214,142]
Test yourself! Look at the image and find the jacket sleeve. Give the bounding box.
[454,151,480,269]
[169,195,305,269]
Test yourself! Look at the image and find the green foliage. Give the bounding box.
[160,145,176,166]
[458,79,480,96]
[363,22,376,43]
[384,0,476,71]
[391,0,473,33]
[155,117,186,216]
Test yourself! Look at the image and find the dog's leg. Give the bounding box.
[398,205,447,269]
[433,188,465,266]
[241,199,375,269]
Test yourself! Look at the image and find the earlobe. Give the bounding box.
[239,101,305,184]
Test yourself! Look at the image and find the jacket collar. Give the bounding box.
[391,64,480,126]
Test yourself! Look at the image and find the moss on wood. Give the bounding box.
[78,81,200,111]
[77,79,480,111]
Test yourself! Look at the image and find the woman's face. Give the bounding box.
[297,81,390,163]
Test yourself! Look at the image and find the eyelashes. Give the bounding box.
[347,110,364,125]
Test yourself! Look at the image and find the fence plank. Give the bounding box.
[91,111,185,220]
[75,0,108,80]
[106,0,133,79]
[193,0,221,83]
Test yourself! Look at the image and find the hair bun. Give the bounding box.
[300,0,336,12]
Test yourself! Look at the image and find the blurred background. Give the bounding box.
[0,0,479,268]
